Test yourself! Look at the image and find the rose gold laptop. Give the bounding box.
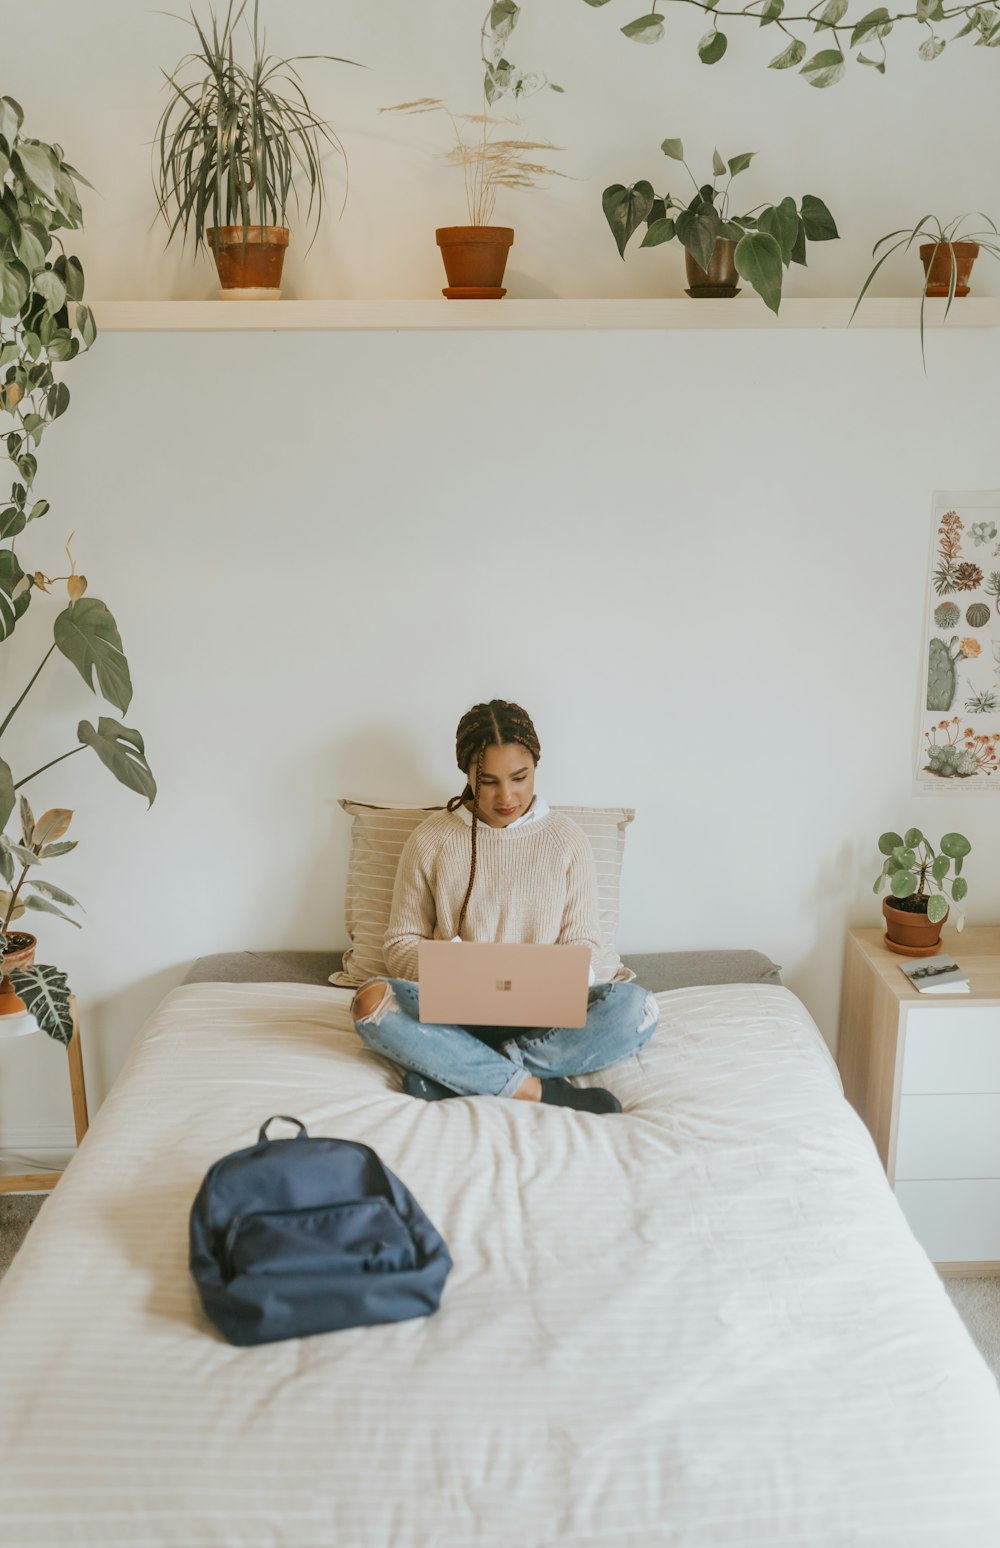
[417,942,590,1028]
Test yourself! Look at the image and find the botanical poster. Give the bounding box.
[915,490,1000,794]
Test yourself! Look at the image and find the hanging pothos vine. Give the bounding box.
[578,0,1000,84]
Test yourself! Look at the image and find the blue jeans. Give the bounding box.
[351,977,660,1098]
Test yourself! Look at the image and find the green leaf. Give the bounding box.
[712,147,726,177]
[25,877,81,911]
[761,197,800,263]
[622,13,665,41]
[0,845,12,887]
[850,7,891,47]
[76,304,96,346]
[676,204,722,273]
[53,597,133,714]
[660,138,685,161]
[814,0,848,27]
[0,257,30,317]
[889,871,918,898]
[904,827,924,847]
[758,0,783,24]
[734,230,784,313]
[15,220,47,271]
[698,27,728,61]
[857,50,886,68]
[33,268,66,317]
[893,847,917,870]
[13,142,60,205]
[800,47,846,85]
[581,0,613,5]
[77,718,157,806]
[951,876,969,901]
[800,193,840,241]
[19,794,34,846]
[728,152,755,176]
[0,758,14,833]
[931,853,950,880]
[916,0,944,17]
[39,839,77,859]
[640,217,676,247]
[602,181,655,258]
[918,34,945,57]
[0,507,25,540]
[926,893,949,923]
[0,97,24,150]
[939,831,972,858]
[769,37,807,67]
[8,963,75,1043]
[22,893,82,928]
[6,841,40,867]
[0,550,31,642]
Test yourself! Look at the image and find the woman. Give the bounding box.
[351,700,659,1114]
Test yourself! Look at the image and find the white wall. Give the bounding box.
[2,2,1000,1143]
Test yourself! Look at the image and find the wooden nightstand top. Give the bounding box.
[848,926,1000,1004]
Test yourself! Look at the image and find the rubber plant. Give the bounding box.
[0,94,156,1046]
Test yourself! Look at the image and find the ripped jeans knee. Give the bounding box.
[350,978,395,1025]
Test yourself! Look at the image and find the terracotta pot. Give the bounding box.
[0,930,36,1016]
[685,238,740,299]
[882,897,948,956]
[435,226,514,299]
[919,241,979,298]
[206,226,290,299]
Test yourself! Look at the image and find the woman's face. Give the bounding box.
[466,742,536,827]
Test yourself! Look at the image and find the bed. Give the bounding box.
[1,949,999,1548]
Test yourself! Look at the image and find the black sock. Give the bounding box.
[539,1078,622,1115]
[402,1071,461,1102]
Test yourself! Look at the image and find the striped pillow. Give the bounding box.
[330,799,636,988]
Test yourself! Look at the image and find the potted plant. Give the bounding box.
[852,213,1000,364]
[381,4,564,298]
[873,827,971,955]
[1,94,156,1044]
[602,138,839,313]
[154,0,360,299]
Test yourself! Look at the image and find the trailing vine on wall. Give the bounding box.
[578,0,1000,84]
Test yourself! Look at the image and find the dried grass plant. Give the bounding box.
[381,99,564,227]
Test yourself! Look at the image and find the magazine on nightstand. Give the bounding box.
[897,953,970,993]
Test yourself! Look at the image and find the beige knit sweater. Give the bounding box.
[384,808,611,983]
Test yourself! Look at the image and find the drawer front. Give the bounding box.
[895,1094,1000,1180]
[902,1005,1000,1094]
[895,1179,1000,1263]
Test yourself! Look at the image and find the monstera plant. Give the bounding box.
[0,94,156,1045]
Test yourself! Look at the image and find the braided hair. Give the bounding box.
[444,700,542,938]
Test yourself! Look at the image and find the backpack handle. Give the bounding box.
[258,1115,308,1143]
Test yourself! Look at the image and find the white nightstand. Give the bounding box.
[838,926,1000,1276]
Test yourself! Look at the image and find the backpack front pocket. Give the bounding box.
[224,1198,417,1281]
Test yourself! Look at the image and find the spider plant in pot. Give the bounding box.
[873,827,971,956]
[380,3,564,298]
[154,0,361,299]
[851,213,1000,364]
[603,138,839,312]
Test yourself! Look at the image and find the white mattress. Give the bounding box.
[1,980,999,1548]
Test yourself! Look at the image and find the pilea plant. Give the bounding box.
[873,828,971,928]
[575,0,1000,85]
[0,93,157,1037]
[603,138,838,313]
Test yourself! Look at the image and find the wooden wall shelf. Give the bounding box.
[84,297,1000,332]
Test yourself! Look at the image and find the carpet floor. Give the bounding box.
[1,1194,999,1384]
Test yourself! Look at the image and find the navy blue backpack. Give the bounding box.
[190,1116,453,1346]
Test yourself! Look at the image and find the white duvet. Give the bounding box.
[1,980,999,1548]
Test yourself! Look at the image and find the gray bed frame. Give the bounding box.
[184,949,782,994]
